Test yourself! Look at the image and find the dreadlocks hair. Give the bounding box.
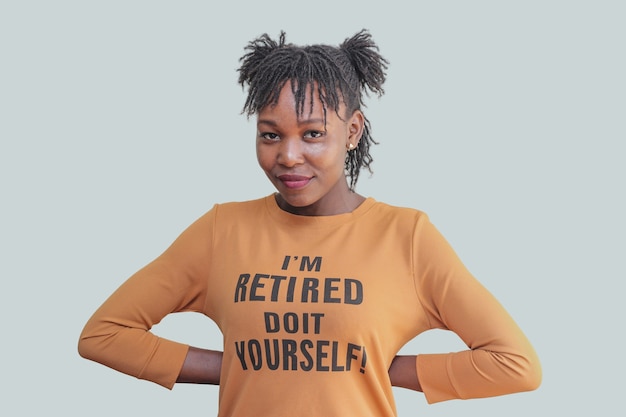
[237,29,388,191]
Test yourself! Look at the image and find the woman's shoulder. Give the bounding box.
[359,198,433,235]
[213,195,268,211]
[201,195,265,217]
[369,198,429,221]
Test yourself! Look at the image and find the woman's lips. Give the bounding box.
[277,174,312,189]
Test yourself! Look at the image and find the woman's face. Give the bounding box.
[256,83,364,216]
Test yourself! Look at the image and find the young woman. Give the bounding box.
[78,30,541,416]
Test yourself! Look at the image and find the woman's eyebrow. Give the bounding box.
[257,117,326,126]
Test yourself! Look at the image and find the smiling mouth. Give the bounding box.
[277,174,312,189]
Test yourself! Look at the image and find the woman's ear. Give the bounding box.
[347,110,365,148]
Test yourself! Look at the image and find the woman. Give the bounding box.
[78,30,541,416]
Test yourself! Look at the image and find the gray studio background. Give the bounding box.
[1,1,624,416]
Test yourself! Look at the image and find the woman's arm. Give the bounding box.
[410,214,542,403]
[177,347,223,384]
[388,355,422,392]
[78,211,215,389]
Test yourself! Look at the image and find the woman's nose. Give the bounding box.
[277,137,305,167]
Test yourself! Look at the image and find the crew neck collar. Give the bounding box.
[263,194,376,229]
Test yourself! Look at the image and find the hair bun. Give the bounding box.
[340,29,388,97]
[238,31,287,87]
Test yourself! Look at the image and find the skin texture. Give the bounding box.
[177,347,222,384]
[176,83,423,391]
[389,355,422,391]
[256,82,365,216]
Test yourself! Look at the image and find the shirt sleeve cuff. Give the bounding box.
[138,338,190,389]
[416,353,459,404]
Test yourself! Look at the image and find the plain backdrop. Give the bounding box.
[1,1,624,416]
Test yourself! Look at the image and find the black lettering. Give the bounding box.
[236,275,362,305]
[234,274,250,302]
[286,276,296,302]
[360,346,367,374]
[324,278,341,303]
[284,312,298,333]
[264,312,280,333]
[282,339,298,370]
[302,278,319,302]
[345,279,363,305]
[302,313,309,333]
[299,339,314,371]
[331,341,345,371]
[281,255,291,270]
[316,340,330,371]
[248,339,262,370]
[346,343,361,371]
[250,273,269,301]
[265,312,323,334]
[269,275,287,301]
[235,341,247,370]
[236,339,366,374]
[300,256,322,272]
[311,313,324,334]
[264,339,279,370]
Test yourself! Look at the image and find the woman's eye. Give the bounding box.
[305,130,324,139]
[261,132,279,140]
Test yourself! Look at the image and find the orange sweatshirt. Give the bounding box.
[79,195,541,416]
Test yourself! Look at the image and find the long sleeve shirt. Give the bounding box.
[79,195,541,416]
